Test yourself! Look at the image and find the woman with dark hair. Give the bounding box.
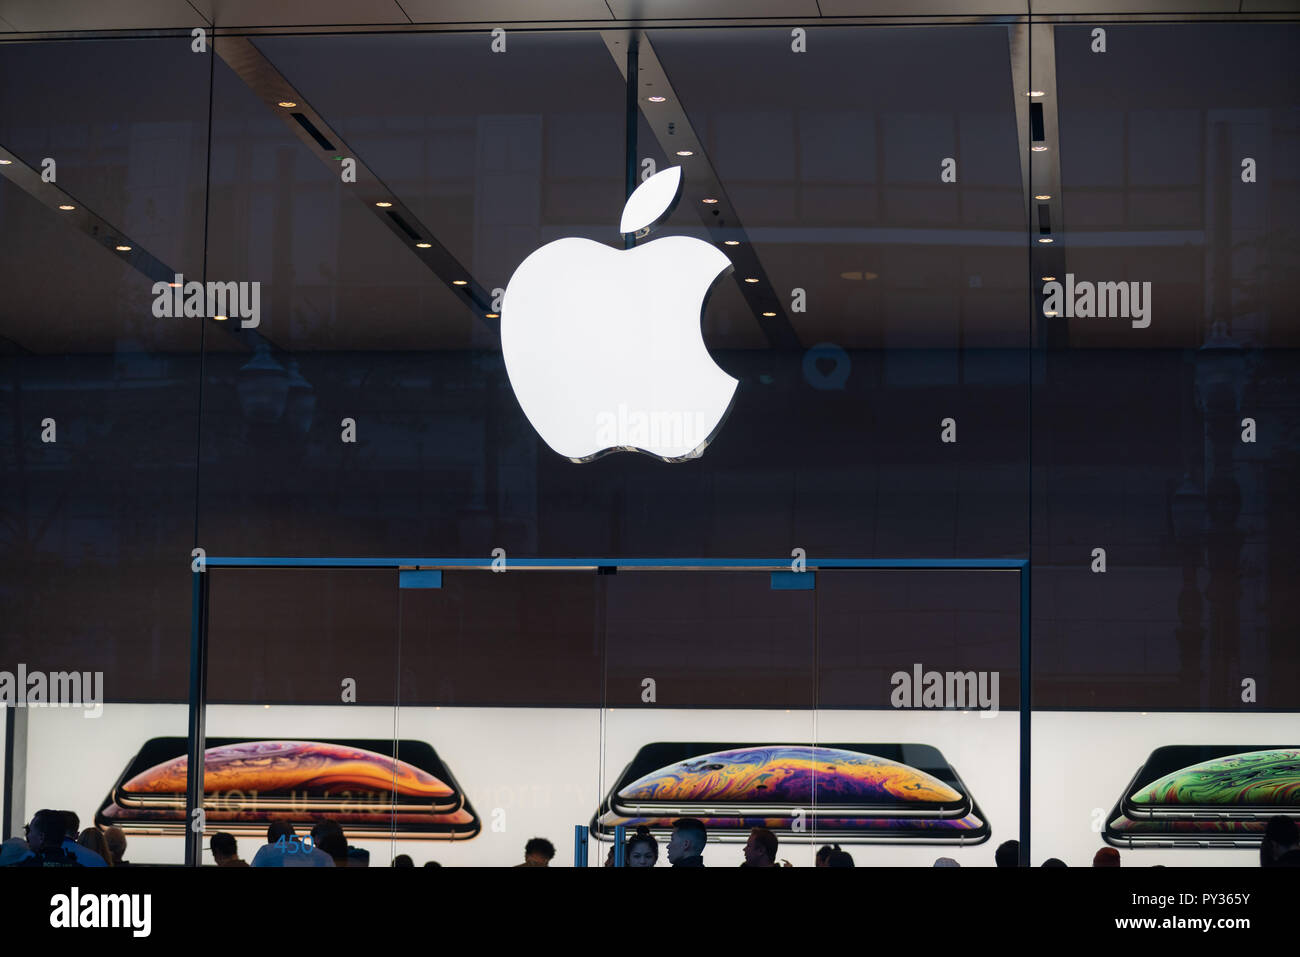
[625,825,658,867]
[78,827,111,866]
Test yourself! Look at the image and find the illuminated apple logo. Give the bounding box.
[500,166,737,463]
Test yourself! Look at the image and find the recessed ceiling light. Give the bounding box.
[213,315,228,321]
[1031,145,1048,152]
[1042,275,1056,281]
[451,280,468,286]
[169,282,181,287]
[1027,90,1046,97]
[1044,310,1058,317]
[744,278,759,283]
[375,201,393,208]
[115,244,131,251]
[0,158,11,165]
[723,240,740,246]
[647,95,666,103]
[277,101,297,108]
[702,198,718,204]
[415,242,432,248]
[675,150,693,156]
[485,313,500,319]
[1034,194,1051,200]
[59,204,75,210]
[1038,237,1054,243]
[761,311,776,317]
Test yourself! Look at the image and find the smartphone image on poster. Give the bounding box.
[1119,746,1300,822]
[109,738,464,814]
[608,742,972,818]
[591,767,989,845]
[95,797,481,841]
[1103,798,1266,849]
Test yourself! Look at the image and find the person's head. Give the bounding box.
[311,821,348,863]
[392,854,414,867]
[523,837,555,866]
[0,838,31,866]
[815,845,836,867]
[1041,858,1067,868]
[1093,847,1121,867]
[210,832,239,863]
[267,821,295,844]
[667,818,707,864]
[826,849,855,867]
[59,811,79,842]
[103,826,127,865]
[995,839,1020,867]
[25,810,66,854]
[626,826,658,867]
[933,856,960,868]
[424,860,442,867]
[744,827,778,867]
[78,827,109,862]
[1261,815,1299,866]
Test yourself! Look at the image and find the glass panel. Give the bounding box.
[1031,21,1300,868]
[0,37,209,866]
[815,568,1021,866]
[600,569,817,867]
[396,569,601,867]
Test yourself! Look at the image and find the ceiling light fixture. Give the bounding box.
[415,242,432,248]
[647,95,666,103]
[1035,194,1051,200]
[0,158,11,165]
[213,315,228,321]
[452,280,468,286]
[723,240,740,246]
[1038,237,1054,243]
[277,100,297,108]
[1028,90,1046,97]
[1042,275,1056,281]
[59,204,75,210]
[744,278,759,283]
[675,150,693,156]
[702,198,718,204]
[375,201,393,208]
[115,244,131,251]
[1032,145,1048,152]
[762,311,776,317]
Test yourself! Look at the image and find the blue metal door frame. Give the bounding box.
[187,556,1031,865]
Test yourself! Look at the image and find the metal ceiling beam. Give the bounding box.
[1010,21,1067,349]
[3,6,1297,41]
[212,35,497,338]
[601,28,803,352]
[0,141,268,353]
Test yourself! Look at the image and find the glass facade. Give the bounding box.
[1,15,1297,869]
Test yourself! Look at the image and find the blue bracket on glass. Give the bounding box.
[399,570,442,589]
[770,571,815,590]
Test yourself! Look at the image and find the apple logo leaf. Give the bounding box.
[619,165,683,236]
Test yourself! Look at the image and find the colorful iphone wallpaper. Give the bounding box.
[1121,746,1300,818]
[596,743,989,844]
[95,738,479,840]
[610,742,971,817]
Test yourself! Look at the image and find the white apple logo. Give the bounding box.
[500,166,738,463]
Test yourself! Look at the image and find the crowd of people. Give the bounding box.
[3,809,1297,867]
